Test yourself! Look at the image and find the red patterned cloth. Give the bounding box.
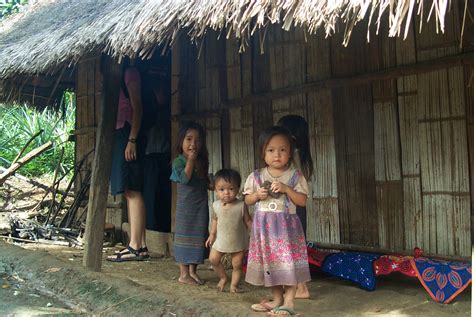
[307,247,332,269]
[374,255,417,277]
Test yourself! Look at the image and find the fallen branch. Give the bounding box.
[0,141,53,186]
[0,167,74,197]
[11,129,44,165]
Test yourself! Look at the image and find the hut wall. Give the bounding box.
[75,56,124,232]
[172,8,471,257]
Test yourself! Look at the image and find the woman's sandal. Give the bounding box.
[139,246,150,259]
[107,246,144,262]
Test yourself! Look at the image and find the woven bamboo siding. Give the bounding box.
[413,3,470,256]
[305,33,339,244]
[369,23,405,250]
[307,89,339,243]
[464,2,474,246]
[251,34,273,167]
[395,19,423,252]
[331,29,378,246]
[226,39,255,185]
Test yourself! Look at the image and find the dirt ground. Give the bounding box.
[0,240,470,317]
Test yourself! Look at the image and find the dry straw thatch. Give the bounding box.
[0,0,452,78]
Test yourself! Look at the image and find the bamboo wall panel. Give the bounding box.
[398,74,424,250]
[395,22,424,252]
[229,105,255,189]
[330,28,378,246]
[333,85,378,246]
[251,34,273,167]
[417,67,470,256]
[307,89,339,243]
[374,98,404,250]
[268,27,306,123]
[416,3,461,62]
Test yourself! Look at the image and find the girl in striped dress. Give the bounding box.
[170,121,210,285]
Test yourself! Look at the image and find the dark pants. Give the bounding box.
[143,153,171,232]
[110,123,145,195]
[296,206,307,238]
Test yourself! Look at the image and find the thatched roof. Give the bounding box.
[0,0,452,79]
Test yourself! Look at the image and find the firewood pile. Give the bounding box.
[0,144,93,247]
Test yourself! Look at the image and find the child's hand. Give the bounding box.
[188,149,198,161]
[271,181,288,194]
[256,187,269,201]
[205,234,215,248]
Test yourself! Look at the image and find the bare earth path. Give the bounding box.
[0,241,470,316]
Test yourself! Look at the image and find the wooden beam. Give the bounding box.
[82,55,121,271]
[222,51,474,109]
[312,241,471,262]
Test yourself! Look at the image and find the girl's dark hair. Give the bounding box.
[174,121,209,178]
[277,115,314,179]
[214,168,242,188]
[258,126,295,167]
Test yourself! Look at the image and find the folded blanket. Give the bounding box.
[322,252,380,290]
[411,258,472,303]
[307,246,332,269]
[374,255,417,277]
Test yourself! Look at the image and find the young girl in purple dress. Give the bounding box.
[244,126,310,317]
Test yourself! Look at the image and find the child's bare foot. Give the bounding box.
[189,272,204,285]
[178,276,198,285]
[230,286,245,293]
[217,277,228,291]
[294,283,310,299]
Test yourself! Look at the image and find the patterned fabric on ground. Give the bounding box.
[374,255,417,277]
[307,246,332,269]
[411,258,472,303]
[322,252,380,290]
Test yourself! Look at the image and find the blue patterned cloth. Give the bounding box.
[322,252,380,290]
[412,258,472,303]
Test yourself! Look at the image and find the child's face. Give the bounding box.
[214,178,238,204]
[264,134,291,169]
[182,128,201,158]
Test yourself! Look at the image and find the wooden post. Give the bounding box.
[83,55,121,271]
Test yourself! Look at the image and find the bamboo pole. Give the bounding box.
[311,241,471,263]
[82,55,121,271]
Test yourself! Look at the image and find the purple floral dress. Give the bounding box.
[243,167,311,287]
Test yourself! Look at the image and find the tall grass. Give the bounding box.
[0,92,75,179]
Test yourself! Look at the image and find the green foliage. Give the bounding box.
[0,0,28,19]
[0,92,76,178]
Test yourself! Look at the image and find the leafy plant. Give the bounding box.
[0,0,28,19]
[0,92,76,179]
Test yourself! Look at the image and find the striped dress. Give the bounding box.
[170,155,209,264]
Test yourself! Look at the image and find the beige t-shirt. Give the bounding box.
[243,167,308,214]
[212,199,249,253]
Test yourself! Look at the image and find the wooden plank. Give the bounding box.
[83,55,121,271]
